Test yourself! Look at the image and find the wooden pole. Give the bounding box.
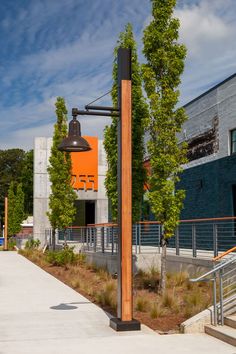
[120,79,132,321]
[110,48,140,331]
[4,197,8,251]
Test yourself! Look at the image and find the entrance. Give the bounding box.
[74,200,95,226]
[85,200,95,225]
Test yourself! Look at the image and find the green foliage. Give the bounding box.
[25,238,41,250]
[142,0,188,238]
[104,23,149,222]
[21,150,33,215]
[8,237,16,251]
[0,148,33,222]
[8,182,25,236]
[0,149,25,220]
[7,182,15,236]
[47,97,77,230]
[46,247,78,267]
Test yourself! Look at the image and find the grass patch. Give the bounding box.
[96,281,117,309]
[150,303,166,318]
[135,296,150,312]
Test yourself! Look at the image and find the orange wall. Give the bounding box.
[71,136,98,191]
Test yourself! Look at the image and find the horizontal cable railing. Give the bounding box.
[48,216,236,258]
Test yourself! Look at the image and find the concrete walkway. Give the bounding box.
[0,252,235,354]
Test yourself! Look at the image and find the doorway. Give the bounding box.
[74,200,95,226]
[85,200,95,225]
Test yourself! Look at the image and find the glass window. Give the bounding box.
[231,129,236,154]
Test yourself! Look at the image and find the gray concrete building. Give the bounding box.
[178,73,236,219]
[33,137,108,245]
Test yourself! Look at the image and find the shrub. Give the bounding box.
[135,296,150,312]
[25,238,41,250]
[134,267,160,292]
[150,303,166,318]
[161,289,179,310]
[70,278,81,289]
[171,271,189,287]
[46,247,78,267]
[96,281,117,309]
[8,237,17,250]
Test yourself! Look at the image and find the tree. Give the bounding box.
[0,149,25,222]
[8,182,25,236]
[21,150,33,215]
[47,97,77,249]
[142,0,188,292]
[104,23,149,222]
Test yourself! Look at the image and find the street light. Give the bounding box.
[59,48,140,331]
[58,113,91,152]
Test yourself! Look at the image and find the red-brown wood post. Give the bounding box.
[110,48,140,331]
[4,197,8,251]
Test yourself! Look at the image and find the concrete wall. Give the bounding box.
[33,137,108,245]
[33,138,52,244]
[84,251,213,276]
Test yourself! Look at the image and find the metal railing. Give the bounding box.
[190,253,236,326]
[49,216,236,258]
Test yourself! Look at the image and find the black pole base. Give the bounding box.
[110,317,141,331]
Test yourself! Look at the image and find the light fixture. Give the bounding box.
[58,115,91,152]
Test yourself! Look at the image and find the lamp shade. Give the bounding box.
[58,117,91,152]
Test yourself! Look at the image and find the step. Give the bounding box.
[225,314,236,329]
[205,324,236,347]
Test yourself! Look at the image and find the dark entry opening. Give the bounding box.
[85,201,95,225]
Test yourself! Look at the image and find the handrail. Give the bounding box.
[87,223,118,227]
[190,253,236,326]
[179,216,236,223]
[88,216,236,227]
[190,254,236,282]
[212,246,236,262]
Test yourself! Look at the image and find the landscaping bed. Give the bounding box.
[19,247,213,333]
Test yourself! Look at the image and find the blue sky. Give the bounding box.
[0,0,236,150]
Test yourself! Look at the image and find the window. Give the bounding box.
[231,129,236,154]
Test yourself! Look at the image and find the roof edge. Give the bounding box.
[183,72,236,108]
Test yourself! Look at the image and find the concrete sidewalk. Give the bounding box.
[0,252,235,354]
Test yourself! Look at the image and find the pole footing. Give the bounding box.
[110,317,141,331]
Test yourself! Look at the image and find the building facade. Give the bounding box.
[33,136,108,244]
[178,73,236,219]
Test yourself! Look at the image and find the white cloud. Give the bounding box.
[175,0,236,104]
[2,0,236,150]
[0,123,54,151]
[176,2,232,59]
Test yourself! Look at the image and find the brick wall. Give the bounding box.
[178,154,236,219]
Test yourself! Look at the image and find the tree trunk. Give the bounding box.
[52,228,56,251]
[160,237,167,294]
[64,229,67,248]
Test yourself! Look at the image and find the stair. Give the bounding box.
[225,314,236,329]
[205,314,236,347]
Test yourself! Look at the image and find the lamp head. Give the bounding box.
[58,116,91,152]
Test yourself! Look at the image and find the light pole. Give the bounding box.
[4,197,8,251]
[59,48,140,331]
